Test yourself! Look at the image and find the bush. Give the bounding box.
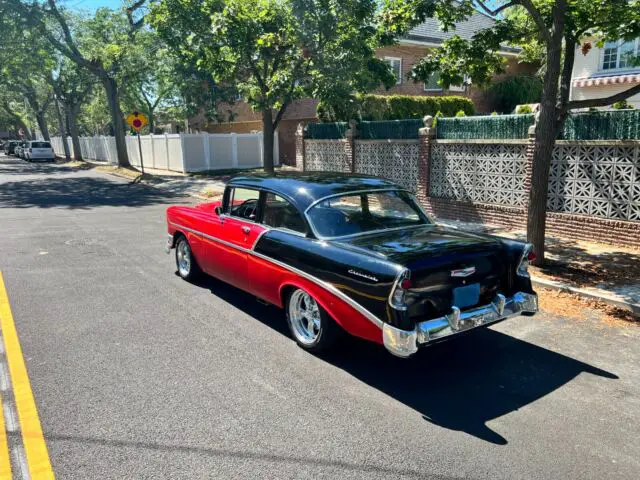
[612,99,634,110]
[455,110,467,117]
[491,111,498,116]
[486,75,543,113]
[516,104,533,114]
[316,94,474,122]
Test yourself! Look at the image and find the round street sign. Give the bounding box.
[18,128,24,137]
[126,111,149,133]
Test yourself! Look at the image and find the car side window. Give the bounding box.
[262,193,307,234]
[227,187,260,221]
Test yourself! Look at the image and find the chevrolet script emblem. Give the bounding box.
[451,266,475,277]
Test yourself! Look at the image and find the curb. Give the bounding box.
[532,277,640,314]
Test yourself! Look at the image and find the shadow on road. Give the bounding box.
[0,176,182,210]
[188,273,618,446]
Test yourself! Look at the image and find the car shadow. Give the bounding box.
[188,273,618,445]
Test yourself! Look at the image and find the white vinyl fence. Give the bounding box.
[50,132,279,173]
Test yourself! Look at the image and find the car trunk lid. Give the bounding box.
[334,225,511,318]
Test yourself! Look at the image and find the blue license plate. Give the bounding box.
[452,283,480,309]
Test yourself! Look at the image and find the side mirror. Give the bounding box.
[214,206,222,216]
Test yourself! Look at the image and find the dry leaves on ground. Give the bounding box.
[538,288,638,327]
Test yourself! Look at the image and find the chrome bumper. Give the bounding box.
[382,292,538,358]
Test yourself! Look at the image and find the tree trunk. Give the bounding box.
[103,76,131,168]
[54,99,71,161]
[526,43,563,266]
[262,109,275,174]
[36,112,51,142]
[67,104,83,161]
[148,110,154,134]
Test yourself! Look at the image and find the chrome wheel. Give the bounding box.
[176,239,191,277]
[288,289,322,345]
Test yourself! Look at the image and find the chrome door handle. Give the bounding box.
[241,226,251,234]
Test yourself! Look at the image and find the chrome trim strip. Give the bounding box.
[251,228,271,250]
[168,222,385,329]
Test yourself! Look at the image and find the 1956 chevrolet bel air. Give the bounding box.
[165,173,537,357]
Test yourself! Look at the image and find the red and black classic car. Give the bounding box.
[165,173,538,357]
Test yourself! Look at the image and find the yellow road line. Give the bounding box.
[0,272,54,479]
[0,392,11,479]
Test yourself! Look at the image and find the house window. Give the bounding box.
[423,73,442,92]
[601,39,639,71]
[384,57,402,85]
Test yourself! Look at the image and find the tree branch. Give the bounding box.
[558,34,576,112]
[565,83,640,110]
[474,1,519,17]
[520,0,551,43]
[45,0,86,64]
[126,0,146,33]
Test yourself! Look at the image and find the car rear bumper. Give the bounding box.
[382,292,538,358]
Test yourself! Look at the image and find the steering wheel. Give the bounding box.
[236,198,258,220]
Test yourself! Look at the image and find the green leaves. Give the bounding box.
[151,0,391,126]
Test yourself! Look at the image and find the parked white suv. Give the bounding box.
[24,141,55,162]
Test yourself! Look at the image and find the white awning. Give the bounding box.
[573,73,640,88]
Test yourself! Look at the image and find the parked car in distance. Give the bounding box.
[4,141,19,155]
[14,142,26,158]
[24,141,55,162]
[165,173,538,358]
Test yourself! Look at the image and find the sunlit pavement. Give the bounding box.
[0,154,639,479]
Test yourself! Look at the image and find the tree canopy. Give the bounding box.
[149,0,395,171]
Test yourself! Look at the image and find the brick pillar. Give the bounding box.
[295,122,306,171]
[524,123,537,209]
[345,120,358,173]
[416,115,436,205]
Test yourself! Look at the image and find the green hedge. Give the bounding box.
[436,114,535,139]
[561,110,640,140]
[305,122,349,139]
[359,119,425,139]
[317,94,475,122]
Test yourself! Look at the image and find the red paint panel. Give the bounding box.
[248,255,383,345]
[168,203,383,345]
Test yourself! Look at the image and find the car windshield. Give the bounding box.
[306,190,430,238]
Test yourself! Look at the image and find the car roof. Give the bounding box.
[227,171,404,211]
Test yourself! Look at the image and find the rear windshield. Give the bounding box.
[31,142,51,148]
[306,190,430,238]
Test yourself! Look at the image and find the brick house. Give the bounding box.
[197,11,536,165]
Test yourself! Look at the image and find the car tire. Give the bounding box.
[285,288,342,353]
[175,235,200,281]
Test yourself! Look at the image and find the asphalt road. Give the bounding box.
[0,154,638,479]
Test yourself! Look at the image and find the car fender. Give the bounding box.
[278,279,383,345]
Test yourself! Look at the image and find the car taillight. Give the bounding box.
[517,244,535,278]
[28,148,32,153]
[389,270,411,310]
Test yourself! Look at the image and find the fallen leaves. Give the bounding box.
[538,288,638,328]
